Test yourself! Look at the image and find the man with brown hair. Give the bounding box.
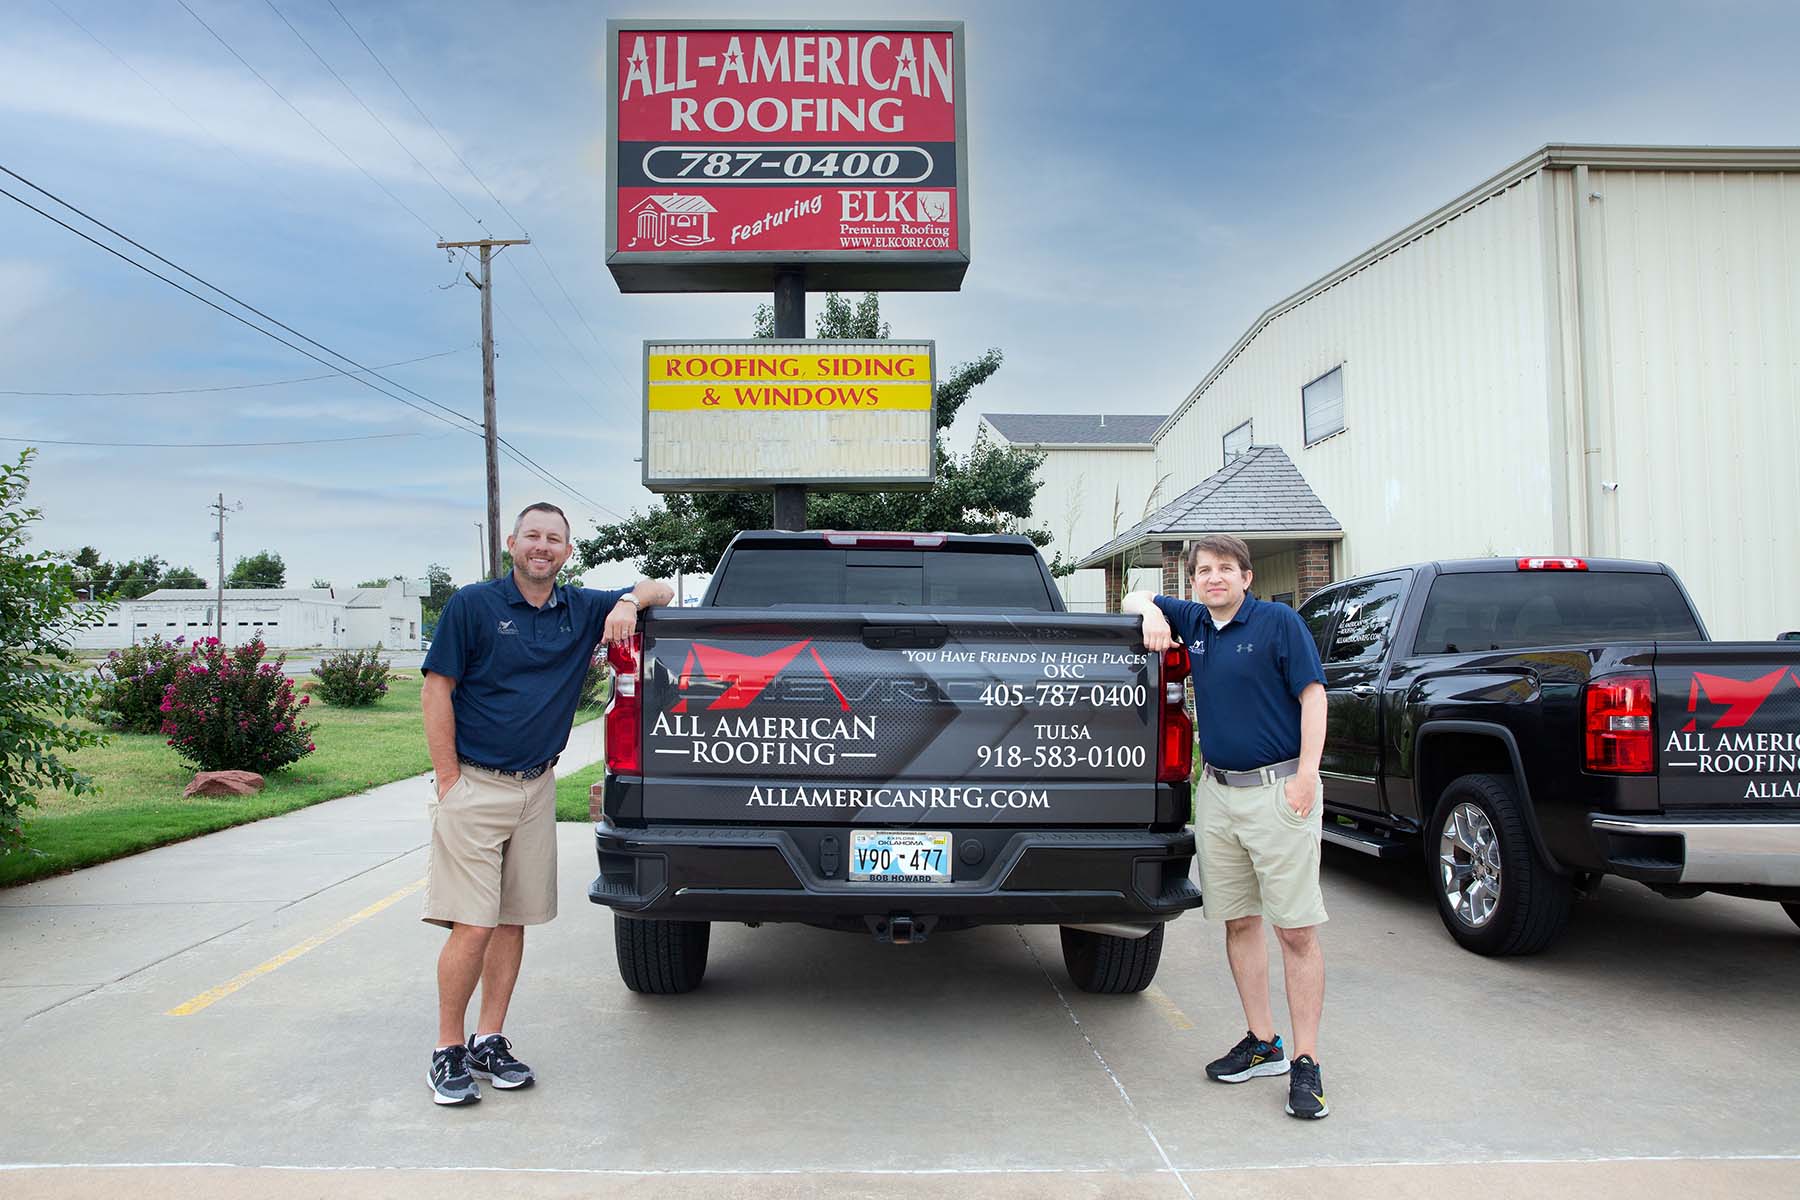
[419,501,672,1105]
[1122,533,1331,1119]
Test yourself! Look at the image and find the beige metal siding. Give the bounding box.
[1583,169,1800,639]
[981,422,1160,609]
[1155,174,1558,578]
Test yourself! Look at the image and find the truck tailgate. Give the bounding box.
[1656,642,1800,807]
[638,608,1160,824]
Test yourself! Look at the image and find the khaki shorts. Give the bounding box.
[1195,771,1328,929]
[423,764,558,929]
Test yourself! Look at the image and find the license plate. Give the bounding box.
[849,830,953,883]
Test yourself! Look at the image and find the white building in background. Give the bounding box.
[71,580,424,652]
[978,413,1167,611]
[1038,144,1798,641]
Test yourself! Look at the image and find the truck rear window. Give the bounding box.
[712,548,1056,609]
[1413,572,1703,654]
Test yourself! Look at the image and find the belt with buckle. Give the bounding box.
[1205,757,1301,788]
[458,754,559,782]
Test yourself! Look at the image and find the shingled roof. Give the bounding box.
[982,412,1165,447]
[1075,445,1341,568]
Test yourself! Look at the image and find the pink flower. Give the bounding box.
[273,722,286,732]
[305,742,316,752]
[189,664,209,675]
[299,695,310,706]
[158,701,172,712]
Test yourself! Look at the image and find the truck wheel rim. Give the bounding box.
[1440,802,1502,928]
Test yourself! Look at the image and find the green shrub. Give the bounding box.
[0,450,107,852]
[311,646,392,707]
[159,638,314,774]
[90,634,189,733]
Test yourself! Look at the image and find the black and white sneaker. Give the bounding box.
[1205,1030,1289,1083]
[467,1034,535,1090]
[429,1044,481,1106]
[1286,1054,1329,1119]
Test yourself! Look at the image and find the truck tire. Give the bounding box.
[1782,902,1800,932]
[1428,773,1572,956]
[1059,924,1164,993]
[615,915,710,994]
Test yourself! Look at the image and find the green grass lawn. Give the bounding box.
[555,760,606,823]
[1,672,604,889]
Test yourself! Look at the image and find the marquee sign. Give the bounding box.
[642,339,937,491]
[607,20,970,293]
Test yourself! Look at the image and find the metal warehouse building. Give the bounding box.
[994,144,1800,640]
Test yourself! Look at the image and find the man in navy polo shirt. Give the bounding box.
[419,501,671,1105]
[1123,533,1331,1120]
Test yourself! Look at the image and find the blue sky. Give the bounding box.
[5,0,1799,589]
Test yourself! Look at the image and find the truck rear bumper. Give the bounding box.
[587,819,1201,926]
[1590,815,1800,886]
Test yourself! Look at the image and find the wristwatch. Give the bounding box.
[615,594,640,607]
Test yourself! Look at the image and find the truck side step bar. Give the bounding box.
[1322,822,1411,859]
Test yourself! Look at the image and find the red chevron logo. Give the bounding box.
[671,639,850,713]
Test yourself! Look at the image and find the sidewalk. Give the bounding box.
[0,720,602,1026]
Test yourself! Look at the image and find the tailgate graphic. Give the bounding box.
[640,621,1157,823]
[1659,657,1800,804]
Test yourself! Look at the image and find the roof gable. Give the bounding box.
[982,412,1165,447]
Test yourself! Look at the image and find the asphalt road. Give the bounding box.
[2,759,1797,1198]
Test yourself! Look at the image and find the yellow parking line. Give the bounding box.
[1144,984,1195,1031]
[166,878,425,1016]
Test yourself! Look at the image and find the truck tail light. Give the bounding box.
[604,634,642,775]
[1157,646,1194,783]
[821,531,947,548]
[1517,556,1588,571]
[1584,672,1654,774]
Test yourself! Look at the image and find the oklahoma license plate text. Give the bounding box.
[849,830,952,883]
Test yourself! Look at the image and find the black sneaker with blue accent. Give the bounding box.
[1205,1030,1289,1083]
[467,1034,535,1090]
[1286,1054,1329,1119]
[429,1044,480,1106]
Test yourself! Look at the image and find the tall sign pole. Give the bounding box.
[771,267,807,530]
[437,237,530,579]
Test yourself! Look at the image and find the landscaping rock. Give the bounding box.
[184,770,266,798]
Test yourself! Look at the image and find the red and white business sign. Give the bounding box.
[606,21,969,292]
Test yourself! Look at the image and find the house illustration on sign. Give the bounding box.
[627,194,718,248]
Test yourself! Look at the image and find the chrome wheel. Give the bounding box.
[1439,802,1503,928]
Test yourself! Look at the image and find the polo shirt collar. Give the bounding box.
[497,572,565,610]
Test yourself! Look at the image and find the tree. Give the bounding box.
[311,577,333,589]
[227,551,286,589]
[63,547,204,598]
[424,562,455,610]
[577,293,1048,575]
[355,575,405,589]
[161,565,206,589]
[0,451,107,854]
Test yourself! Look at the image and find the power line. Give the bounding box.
[2,432,427,448]
[0,174,477,438]
[0,346,471,397]
[173,0,441,238]
[2,166,619,521]
[260,0,486,232]
[323,0,636,396]
[0,163,479,433]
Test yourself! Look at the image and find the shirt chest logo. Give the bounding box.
[1235,642,1256,654]
[497,619,518,636]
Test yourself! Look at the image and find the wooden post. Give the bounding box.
[436,237,531,578]
[771,268,807,531]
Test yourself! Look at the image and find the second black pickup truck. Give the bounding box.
[1300,556,1800,954]
[589,531,1202,994]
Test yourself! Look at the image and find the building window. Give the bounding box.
[1302,365,1346,445]
[267,621,278,627]
[166,622,177,627]
[1222,419,1252,463]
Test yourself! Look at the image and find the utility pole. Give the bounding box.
[209,494,242,642]
[437,236,530,579]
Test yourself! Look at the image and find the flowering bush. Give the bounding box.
[311,645,391,707]
[89,634,188,733]
[159,638,315,774]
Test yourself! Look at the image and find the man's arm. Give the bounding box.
[1120,590,1176,651]
[601,578,676,645]
[422,672,460,799]
[1284,682,1327,816]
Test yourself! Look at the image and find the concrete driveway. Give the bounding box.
[2,750,1796,1197]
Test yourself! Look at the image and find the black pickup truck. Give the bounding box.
[1301,556,1800,954]
[589,531,1201,993]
